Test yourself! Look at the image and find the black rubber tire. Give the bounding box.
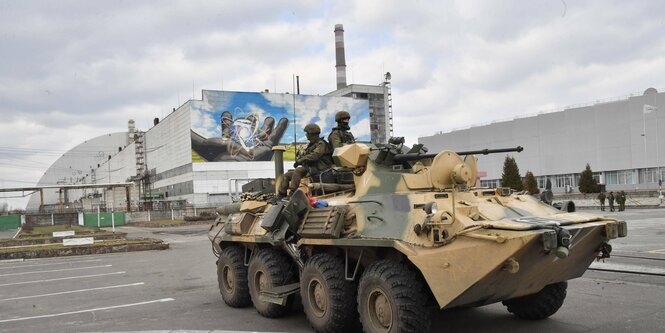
[217,246,251,307]
[248,248,297,318]
[502,281,568,320]
[357,259,431,333]
[301,253,360,333]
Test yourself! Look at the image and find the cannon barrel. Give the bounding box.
[456,146,523,156]
[393,146,523,162]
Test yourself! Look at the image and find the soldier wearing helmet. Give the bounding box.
[277,124,333,197]
[328,111,356,149]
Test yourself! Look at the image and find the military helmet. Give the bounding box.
[304,124,321,134]
[335,111,351,122]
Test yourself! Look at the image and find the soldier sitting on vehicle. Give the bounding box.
[328,111,355,149]
[276,124,333,199]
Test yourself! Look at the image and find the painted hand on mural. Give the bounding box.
[191,114,289,161]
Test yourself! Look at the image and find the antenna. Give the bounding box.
[292,74,297,150]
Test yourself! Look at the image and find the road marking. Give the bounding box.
[580,277,665,289]
[0,298,174,323]
[0,264,112,277]
[0,259,103,270]
[0,271,126,287]
[81,331,289,333]
[0,259,24,263]
[0,282,145,302]
[647,248,665,254]
[590,262,665,275]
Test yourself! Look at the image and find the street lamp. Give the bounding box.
[108,155,112,183]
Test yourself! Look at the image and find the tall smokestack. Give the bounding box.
[334,24,347,89]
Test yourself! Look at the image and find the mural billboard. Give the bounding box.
[190,90,370,162]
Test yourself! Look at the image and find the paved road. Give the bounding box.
[0,209,664,333]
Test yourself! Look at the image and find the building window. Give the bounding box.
[480,179,500,188]
[619,170,633,184]
[607,170,634,185]
[575,172,600,186]
[554,174,574,188]
[639,168,658,184]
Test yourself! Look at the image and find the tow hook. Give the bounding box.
[596,242,612,261]
[556,228,571,259]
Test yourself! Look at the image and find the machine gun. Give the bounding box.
[375,138,523,167]
[393,146,524,162]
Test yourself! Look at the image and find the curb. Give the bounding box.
[128,220,215,228]
[0,234,127,247]
[0,241,169,260]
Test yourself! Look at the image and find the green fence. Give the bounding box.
[83,212,126,227]
[0,215,21,230]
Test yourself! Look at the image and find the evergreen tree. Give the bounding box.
[578,163,599,193]
[523,171,540,195]
[501,156,523,191]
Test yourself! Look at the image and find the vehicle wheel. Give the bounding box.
[217,246,251,307]
[502,281,567,320]
[248,248,297,318]
[301,253,360,333]
[357,259,431,333]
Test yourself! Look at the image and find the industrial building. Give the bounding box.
[419,87,665,193]
[27,88,386,211]
[25,24,392,211]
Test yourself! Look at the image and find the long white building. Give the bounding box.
[419,88,665,193]
[27,89,381,211]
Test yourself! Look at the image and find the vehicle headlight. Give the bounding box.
[424,202,438,215]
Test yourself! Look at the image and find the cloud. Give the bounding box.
[190,109,219,138]
[2,0,665,209]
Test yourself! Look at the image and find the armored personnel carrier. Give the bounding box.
[208,139,627,333]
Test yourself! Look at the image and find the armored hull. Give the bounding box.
[208,142,626,333]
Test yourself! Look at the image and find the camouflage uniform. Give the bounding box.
[328,127,356,149]
[618,191,626,211]
[328,110,356,150]
[597,192,606,211]
[278,137,332,195]
[608,192,615,212]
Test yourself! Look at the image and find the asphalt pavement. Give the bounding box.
[0,209,664,333]
[0,228,20,239]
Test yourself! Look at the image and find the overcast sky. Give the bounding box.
[1,0,665,209]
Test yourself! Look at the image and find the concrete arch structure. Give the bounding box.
[26,132,130,211]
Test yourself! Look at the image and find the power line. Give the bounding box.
[0,178,39,184]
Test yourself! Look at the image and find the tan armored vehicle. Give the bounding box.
[208,139,627,333]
